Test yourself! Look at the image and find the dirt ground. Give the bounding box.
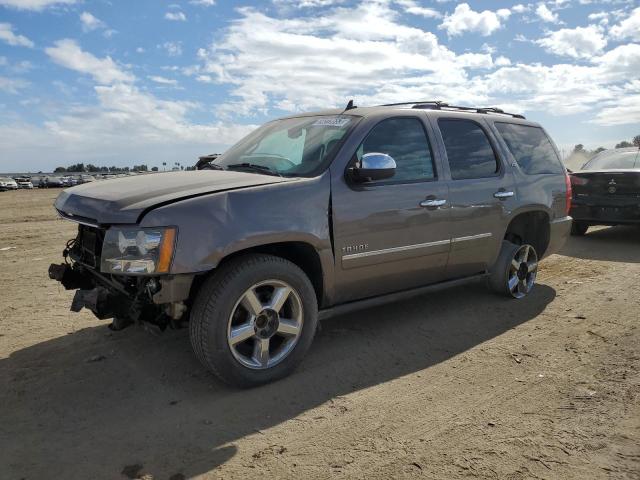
[1,188,639,480]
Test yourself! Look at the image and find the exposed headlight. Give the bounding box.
[100,227,176,275]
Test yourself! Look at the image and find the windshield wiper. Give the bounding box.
[226,163,282,177]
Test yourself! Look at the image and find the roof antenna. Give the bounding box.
[342,99,356,112]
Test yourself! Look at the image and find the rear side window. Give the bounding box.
[438,119,499,180]
[495,123,563,175]
[357,117,436,182]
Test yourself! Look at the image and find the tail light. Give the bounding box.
[565,171,572,215]
[570,175,589,186]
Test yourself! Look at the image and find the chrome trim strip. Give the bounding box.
[342,239,451,260]
[56,209,100,228]
[451,233,492,243]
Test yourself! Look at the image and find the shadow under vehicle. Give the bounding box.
[1,280,556,479]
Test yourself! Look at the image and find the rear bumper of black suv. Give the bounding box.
[571,198,640,225]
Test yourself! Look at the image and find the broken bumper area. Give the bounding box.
[48,263,194,331]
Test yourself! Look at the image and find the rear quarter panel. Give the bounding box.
[485,119,569,256]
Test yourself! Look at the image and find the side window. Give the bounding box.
[357,118,435,182]
[494,123,564,175]
[438,119,499,180]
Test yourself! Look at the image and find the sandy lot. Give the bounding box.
[1,188,639,480]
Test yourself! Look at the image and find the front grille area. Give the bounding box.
[71,224,106,268]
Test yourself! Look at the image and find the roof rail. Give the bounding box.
[380,100,525,119]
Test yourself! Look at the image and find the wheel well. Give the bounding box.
[209,242,325,306]
[504,211,550,257]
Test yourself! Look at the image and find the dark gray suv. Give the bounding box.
[49,101,572,387]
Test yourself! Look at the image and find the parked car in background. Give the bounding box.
[0,177,18,190]
[569,146,640,235]
[78,175,96,184]
[15,178,34,189]
[49,100,572,387]
[45,176,65,188]
[60,176,79,187]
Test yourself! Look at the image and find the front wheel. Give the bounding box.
[489,241,538,299]
[189,254,318,387]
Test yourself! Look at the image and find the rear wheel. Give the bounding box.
[189,254,318,387]
[570,221,589,236]
[489,241,538,299]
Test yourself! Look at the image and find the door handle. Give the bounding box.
[493,190,514,199]
[420,199,447,208]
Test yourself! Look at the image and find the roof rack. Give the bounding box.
[379,100,525,119]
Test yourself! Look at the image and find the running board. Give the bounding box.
[318,273,488,320]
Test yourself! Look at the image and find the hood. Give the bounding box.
[55,170,291,225]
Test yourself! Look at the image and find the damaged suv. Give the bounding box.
[50,101,572,387]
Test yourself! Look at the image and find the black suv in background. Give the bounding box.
[50,101,572,387]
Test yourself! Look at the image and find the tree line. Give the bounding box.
[53,161,197,173]
[572,134,640,158]
[53,163,156,173]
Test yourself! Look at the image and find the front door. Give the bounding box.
[432,116,516,278]
[331,116,451,304]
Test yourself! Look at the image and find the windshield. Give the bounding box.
[215,115,358,176]
[582,148,640,170]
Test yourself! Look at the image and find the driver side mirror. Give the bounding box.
[351,153,396,182]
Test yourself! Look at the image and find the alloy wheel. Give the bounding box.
[507,244,538,299]
[227,280,304,369]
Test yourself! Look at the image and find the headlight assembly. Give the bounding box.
[100,227,176,275]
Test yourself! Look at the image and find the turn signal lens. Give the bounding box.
[156,227,176,273]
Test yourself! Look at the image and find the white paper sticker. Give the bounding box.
[312,117,351,127]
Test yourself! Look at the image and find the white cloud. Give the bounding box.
[190,0,215,5]
[274,0,345,7]
[537,25,607,59]
[588,11,609,25]
[511,4,529,13]
[80,12,106,33]
[165,11,187,21]
[536,4,560,23]
[439,3,510,37]
[189,2,640,129]
[591,91,640,126]
[395,0,441,18]
[159,41,183,56]
[148,75,178,85]
[0,76,29,93]
[1,40,255,170]
[136,47,145,53]
[0,23,34,48]
[45,39,135,84]
[194,3,486,114]
[610,7,640,42]
[0,0,77,10]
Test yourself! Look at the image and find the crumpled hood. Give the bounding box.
[54,170,290,225]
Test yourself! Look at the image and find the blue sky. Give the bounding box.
[0,0,638,172]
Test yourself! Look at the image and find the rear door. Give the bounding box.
[331,115,451,303]
[431,116,516,279]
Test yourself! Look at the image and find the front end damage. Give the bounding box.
[49,224,194,332]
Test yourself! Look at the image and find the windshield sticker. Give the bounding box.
[312,117,351,128]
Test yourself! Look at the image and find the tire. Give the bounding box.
[189,253,318,387]
[489,240,538,299]
[570,221,589,236]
